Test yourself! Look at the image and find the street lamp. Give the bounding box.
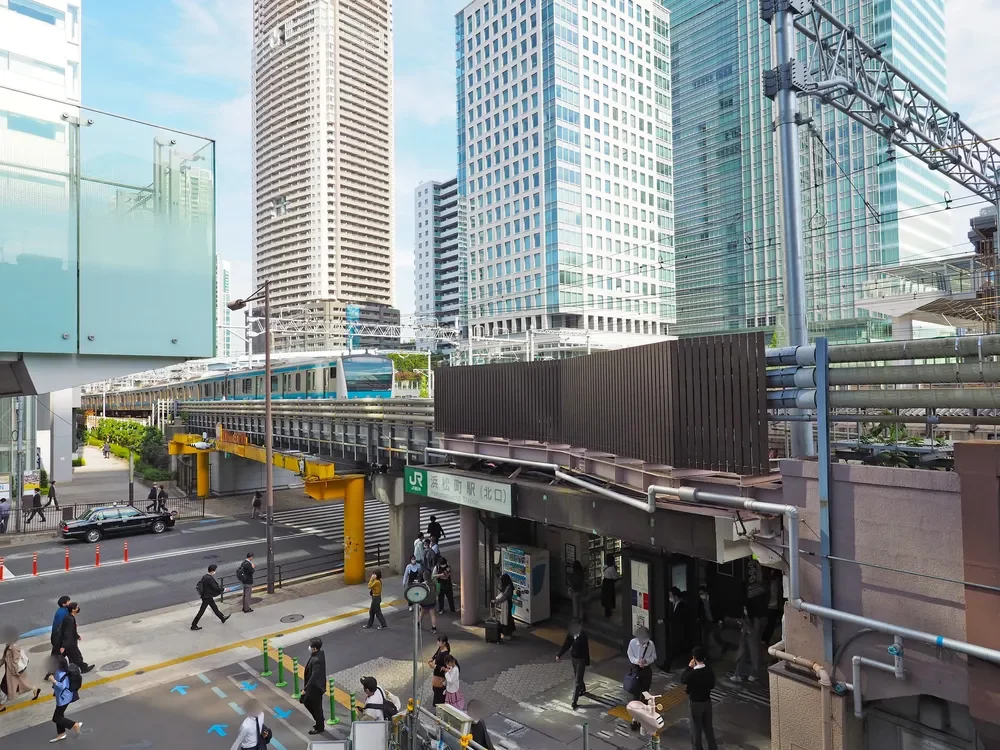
[227,280,275,594]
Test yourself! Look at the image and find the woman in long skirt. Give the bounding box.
[0,627,42,712]
[601,555,620,618]
[443,655,465,710]
[494,573,516,641]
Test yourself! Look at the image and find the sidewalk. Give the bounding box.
[2,573,772,749]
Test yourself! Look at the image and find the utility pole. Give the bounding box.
[14,396,25,533]
[763,0,815,457]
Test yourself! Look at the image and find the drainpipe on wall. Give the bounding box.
[768,640,835,750]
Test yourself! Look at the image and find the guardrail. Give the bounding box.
[11,495,204,535]
[218,544,383,599]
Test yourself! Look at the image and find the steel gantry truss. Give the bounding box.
[247,311,460,350]
[767,0,1000,201]
[762,0,1000,459]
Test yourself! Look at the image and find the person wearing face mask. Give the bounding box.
[730,595,765,683]
[402,555,423,611]
[659,587,689,673]
[555,620,590,710]
[625,626,657,730]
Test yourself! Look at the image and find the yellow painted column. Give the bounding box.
[343,476,366,585]
[196,451,210,498]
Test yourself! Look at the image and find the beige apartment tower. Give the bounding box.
[252,0,394,317]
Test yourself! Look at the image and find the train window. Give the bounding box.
[306,371,315,392]
[271,375,278,393]
[329,366,337,380]
[243,378,251,394]
[295,373,301,391]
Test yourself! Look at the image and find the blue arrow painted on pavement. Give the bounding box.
[171,685,189,696]
[273,706,292,719]
[208,725,228,737]
[240,680,257,692]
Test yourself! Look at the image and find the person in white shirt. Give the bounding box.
[230,699,266,750]
[360,676,389,721]
[443,654,466,710]
[600,555,620,618]
[626,627,657,730]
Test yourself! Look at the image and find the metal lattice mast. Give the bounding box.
[762,0,1000,455]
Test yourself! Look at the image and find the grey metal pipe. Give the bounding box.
[426,447,655,513]
[771,414,1000,426]
[892,636,905,680]
[767,362,1000,387]
[767,334,1000,367]
[769,387,1000,410]
[852,655,898,719]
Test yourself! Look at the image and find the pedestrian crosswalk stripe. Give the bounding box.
[270,502,460,553]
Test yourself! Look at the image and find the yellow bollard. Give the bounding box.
[196,451,210,498]
[343,475,365,584]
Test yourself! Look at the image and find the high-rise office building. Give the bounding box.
[252,0,394,327]
[215,259,234,358]
[414,178,468,351]
[668,0,949,343]
[457,0,675,339]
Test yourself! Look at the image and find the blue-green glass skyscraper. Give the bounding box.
[669,0,949,342]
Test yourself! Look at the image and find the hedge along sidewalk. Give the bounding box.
[85,435,173,483]
[0,577,408,736]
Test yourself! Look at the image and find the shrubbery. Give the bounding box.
[88,419,176,483]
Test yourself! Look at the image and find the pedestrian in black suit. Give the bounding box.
[302,639,327,734]
[681,646,718,750]
[556,620,590,709]
[191,565,230,630]
[660,587,691,672]
[57,602,93,673]
[24,489,45,524]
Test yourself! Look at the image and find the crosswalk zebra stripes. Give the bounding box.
[271,501,461,559]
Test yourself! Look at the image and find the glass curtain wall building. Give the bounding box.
[670,0,949,343]
[667,0,780,336]
[457,0,676,340]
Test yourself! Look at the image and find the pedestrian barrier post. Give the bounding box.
[350,691,357,722]
[291,657,301,699]
[95,544,100,567]
[260,638,272,677]
[0,557,4,581]
[275,646,287,688]
[582,722,590,750]
[124,541,129,563]
[326,678,340,726]
[32,552,38,576]
[65,548,70,571]
[650,733,661,750]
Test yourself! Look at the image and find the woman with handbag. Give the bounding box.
[625,626,657,730]
[428,634,453,706]
[0,625,42,713]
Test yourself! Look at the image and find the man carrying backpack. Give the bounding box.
[360,676,399,721]
[237,552,256,614]
[191,564,230,630]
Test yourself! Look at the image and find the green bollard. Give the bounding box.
[326,678,340,726]
[350,691,357,722]
[291,657,301,699]
[275,646,287,688]
[260,638,272,677]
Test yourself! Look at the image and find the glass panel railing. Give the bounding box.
[0,86,216,358]
[78,108,215,356]
[0,88,77,353]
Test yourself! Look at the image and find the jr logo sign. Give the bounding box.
[404,467,428,496]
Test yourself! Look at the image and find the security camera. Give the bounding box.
[626,692,664,736]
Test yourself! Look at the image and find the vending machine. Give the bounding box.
[501,545,551,624]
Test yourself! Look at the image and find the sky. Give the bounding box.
[80,0,1000,318]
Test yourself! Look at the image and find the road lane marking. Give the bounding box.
[238,661,312,748]
[0,599,404,717]
[0,532,313,581]
[0,564,16,579]
[0,598,25,607]
[197,673,211,684]
[229,701,245,715]
[212,687,228,699]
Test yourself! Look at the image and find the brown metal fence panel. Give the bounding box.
[434,332,769,475]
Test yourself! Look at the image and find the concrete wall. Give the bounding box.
[781,459,969,708]
[770,667,862,750]
[210,452,302,495]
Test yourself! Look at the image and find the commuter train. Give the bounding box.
[84,355,395,412]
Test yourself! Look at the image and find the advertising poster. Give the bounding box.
[631,559,650,632]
